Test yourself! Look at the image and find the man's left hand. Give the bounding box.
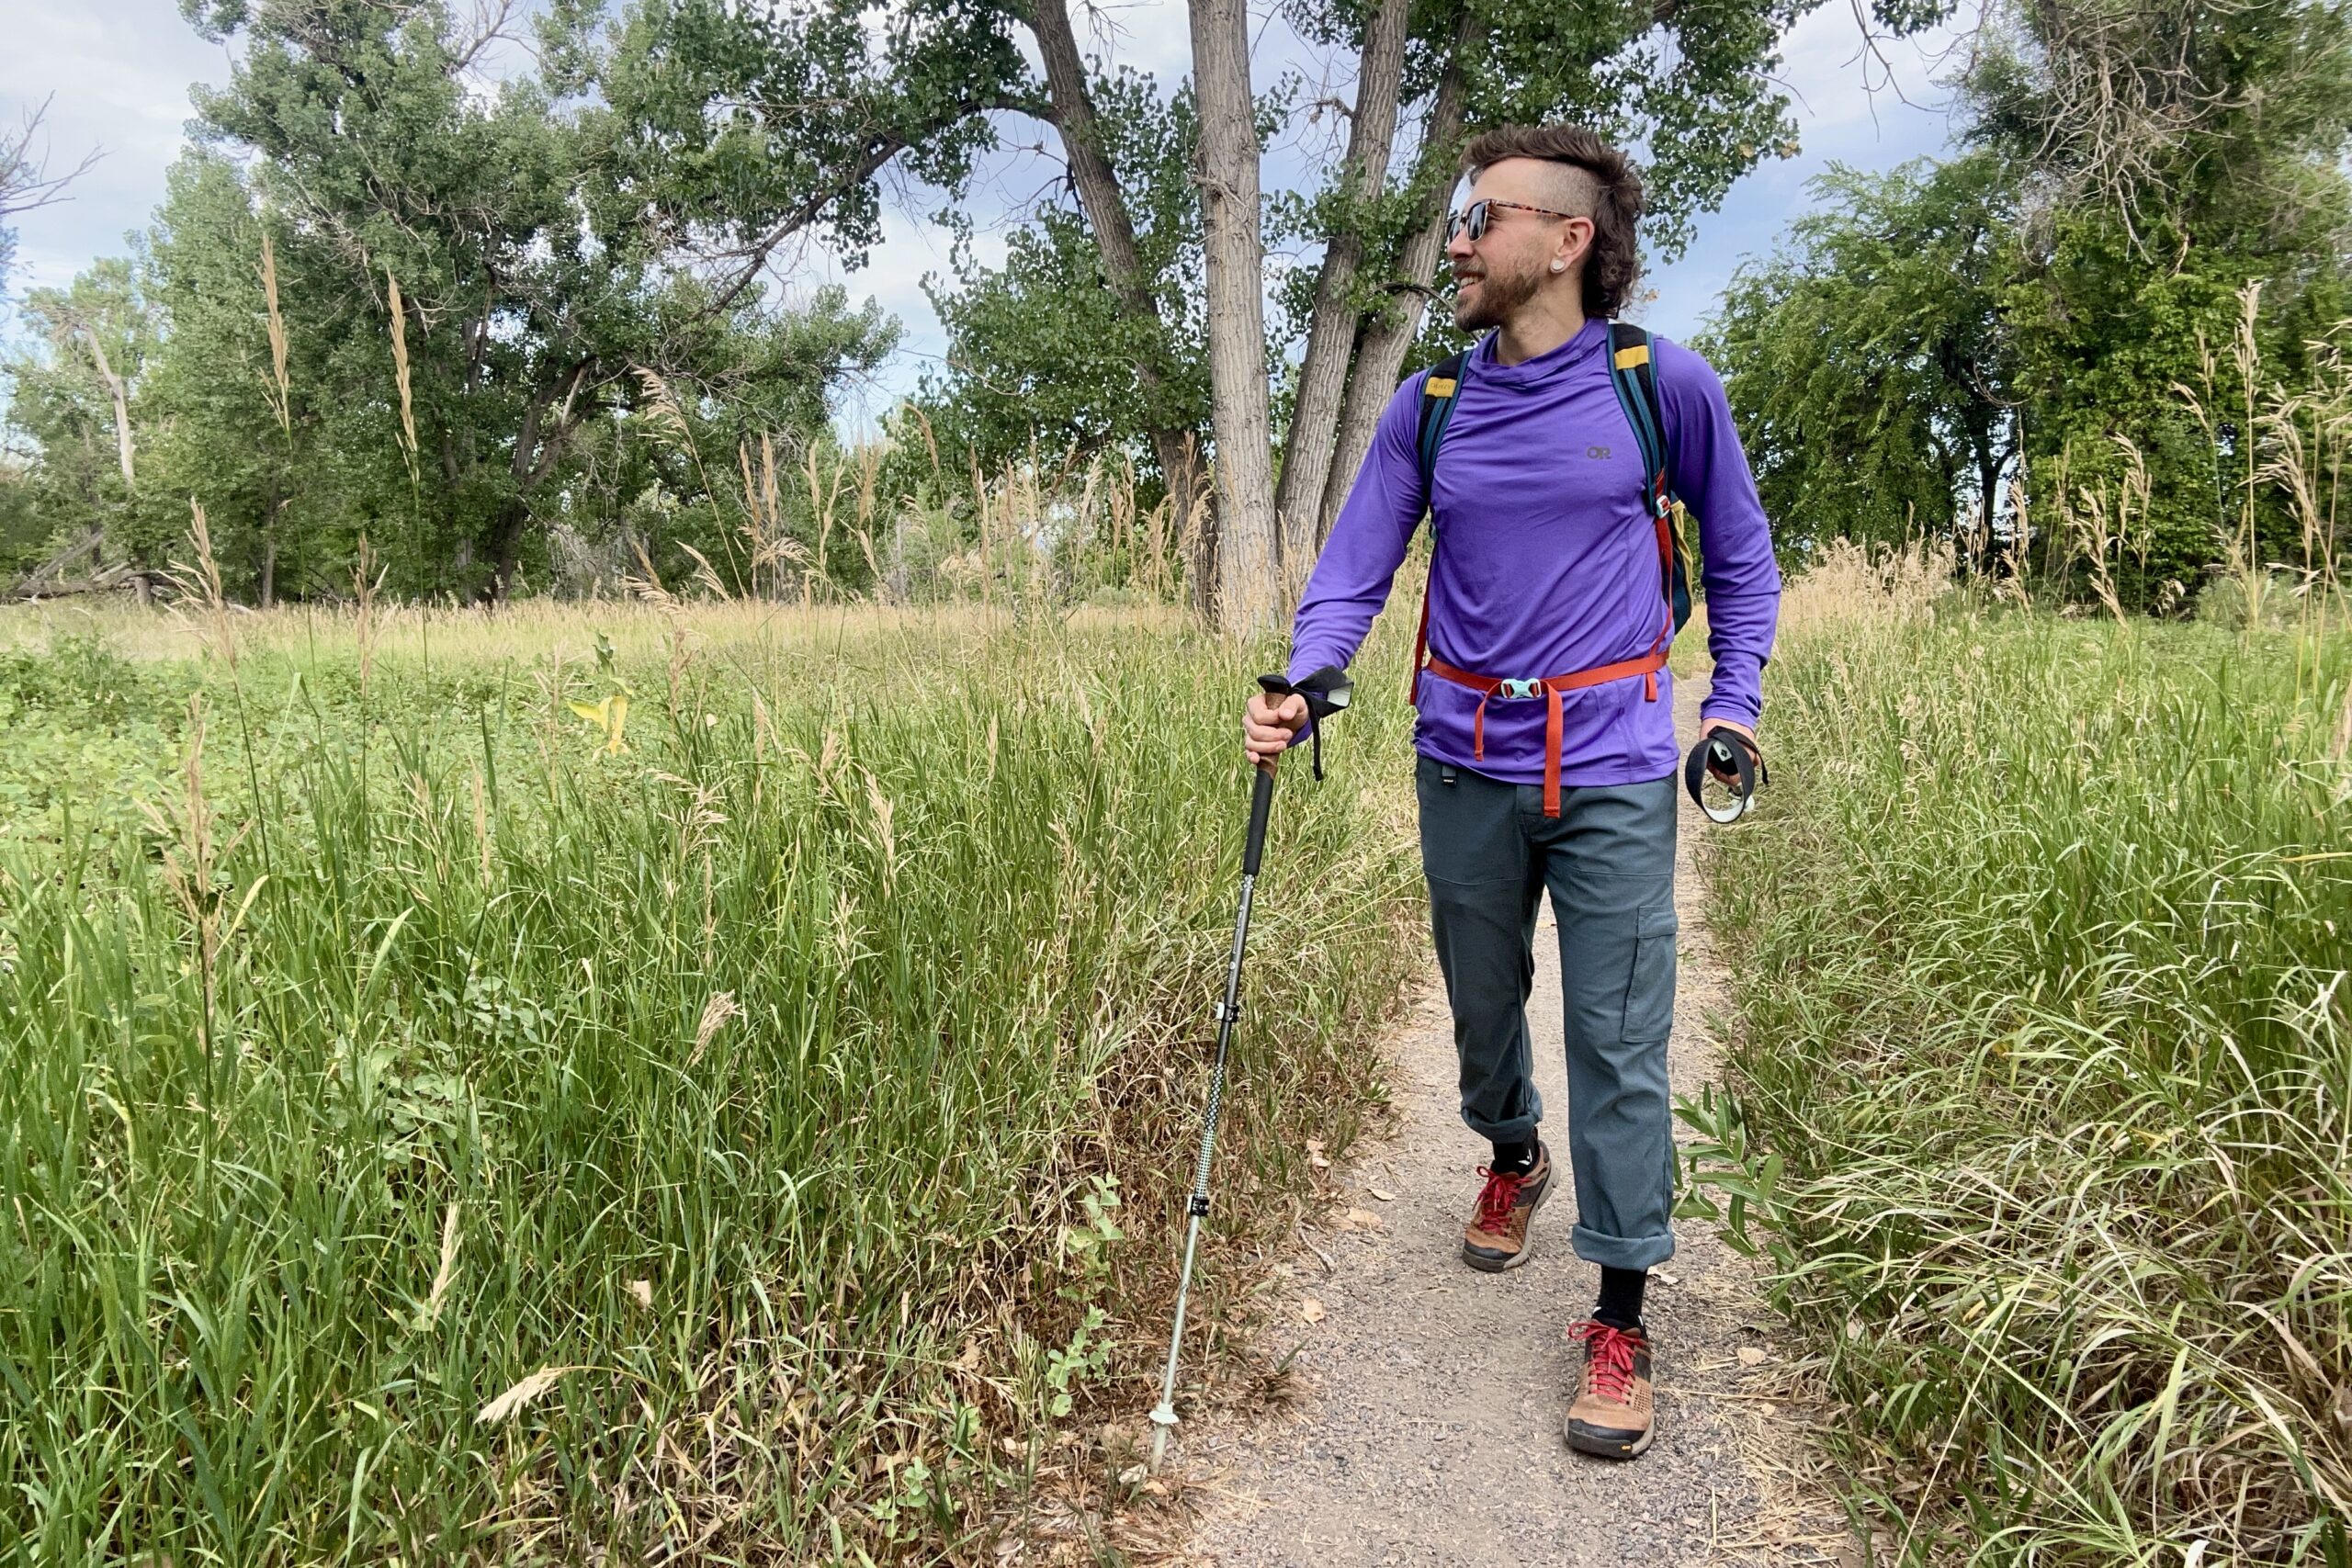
[1697,716,1758,785]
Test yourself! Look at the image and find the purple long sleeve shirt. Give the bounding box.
[1285,317,1781,787]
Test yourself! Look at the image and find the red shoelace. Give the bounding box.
[1571,1319,1643,1404]
[1471,1165,1525,1234]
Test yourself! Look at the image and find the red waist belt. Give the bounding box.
[1414,644,1668,817]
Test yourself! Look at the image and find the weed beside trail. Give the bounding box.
[0,605,1424,1562]
[1689,560,2351,1562]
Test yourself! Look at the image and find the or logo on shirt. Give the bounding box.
[1587,446,1611,459]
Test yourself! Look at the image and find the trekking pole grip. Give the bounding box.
[1241,762,1276,877]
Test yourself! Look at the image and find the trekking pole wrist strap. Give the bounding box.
[1684,726,1768,823]
[1256,667,1352,782]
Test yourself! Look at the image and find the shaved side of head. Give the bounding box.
[1533,161,1602,220]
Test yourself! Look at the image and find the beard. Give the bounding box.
[1452,257,1543,332]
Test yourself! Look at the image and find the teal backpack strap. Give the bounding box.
[1415,350,1471,504]
[1408,349,1470,704]
[1605,321,1693,634]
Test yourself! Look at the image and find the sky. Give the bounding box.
[3,0,1970,431]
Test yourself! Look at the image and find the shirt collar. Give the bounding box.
[1468,315,1609,389]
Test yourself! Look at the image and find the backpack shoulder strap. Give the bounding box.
[1607,320,1695,636]
[1415,349,1471,502]
[1604,321,1672,518]
[1408,348,1470,705]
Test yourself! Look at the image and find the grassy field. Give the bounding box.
[1689,552,2352,1563]
[0,597,1427,1562]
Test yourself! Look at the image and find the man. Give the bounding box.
[1242,124,1780,1460]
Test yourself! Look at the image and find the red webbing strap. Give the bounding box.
[1421,647,1670,816]
[1411,582,1432,707]
[1544,686,1565,818]
[1654,507,1675,607]
[1421,654,1499,759]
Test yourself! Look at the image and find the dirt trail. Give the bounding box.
[1173,681,1858,1566]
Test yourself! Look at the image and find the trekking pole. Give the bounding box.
[1148,667,1350,1471]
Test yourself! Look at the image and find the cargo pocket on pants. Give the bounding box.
[1621,900,1679,1042]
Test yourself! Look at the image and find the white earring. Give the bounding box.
[1551,260,1566,273]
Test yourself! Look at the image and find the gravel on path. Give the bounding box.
[1171,680,1860,1567]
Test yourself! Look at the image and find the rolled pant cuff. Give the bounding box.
[1571,1224,1677,1271]
[1461,1111,1539,1145]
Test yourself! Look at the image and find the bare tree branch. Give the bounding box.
[0,95,103,229]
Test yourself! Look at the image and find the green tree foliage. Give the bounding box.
[1705,0,2352,605]
[175,0,910,601]
[134,153,333,602]
[913,73,1211,485]
[6,259,153,561]
[6,0,937,603]
[1702,154,2022,562]
[912,0,1962,580]
[1973,0,2352,600]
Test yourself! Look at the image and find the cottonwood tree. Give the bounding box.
[913,73,1211,485]
[1189,0,1286,635]
[170,0,966,600]
[1969,0,2352,596]
[1271,0,1409,573]
[1283,0,1961,559]
[1021,4,1221,615]
[916,0,1890,626]
[1701,0,2352,605]
[134,152,329,603]
[4,261,152,592]
[577,0,1233,608]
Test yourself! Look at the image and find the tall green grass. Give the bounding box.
[0,609,1423,1562]
[1688,578,2352,1563]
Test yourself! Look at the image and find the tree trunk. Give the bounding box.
[1272,0,1411,575]
[6,526,104,598]
[1316,9,1484,542]
[258,490,283,609]
[485,500,528,604]
[77,326,135,494]
[1979,449,2007,563]
[1027,0,1212,618]
[1188,0,1283,637]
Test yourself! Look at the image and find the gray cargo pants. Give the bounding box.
[1416,755,1679,1270]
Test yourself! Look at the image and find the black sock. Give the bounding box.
[1594,1266,1646,1332]
[1490,1136,1538,1176]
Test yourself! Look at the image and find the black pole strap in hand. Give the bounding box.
[1257,665,1354,783]
[1684,728,1768,824]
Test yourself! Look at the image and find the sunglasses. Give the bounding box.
[1445,197,1582,243]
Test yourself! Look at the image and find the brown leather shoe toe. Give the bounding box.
[1460,1142,1551,1272]
[1563,1318,1656,1459]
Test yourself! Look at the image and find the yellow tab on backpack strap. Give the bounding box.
[1425,377,1458,397]
[1612,345,1650,370]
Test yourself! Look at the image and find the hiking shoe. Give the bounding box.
[1460,1142,1551,1272]
[1564,1319,1656,1459]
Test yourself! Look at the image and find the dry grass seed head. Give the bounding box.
[476,1366,571,1426]
[386,269,418,479]
[258,235,290,436]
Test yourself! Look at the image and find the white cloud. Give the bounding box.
[2,0,236,300]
